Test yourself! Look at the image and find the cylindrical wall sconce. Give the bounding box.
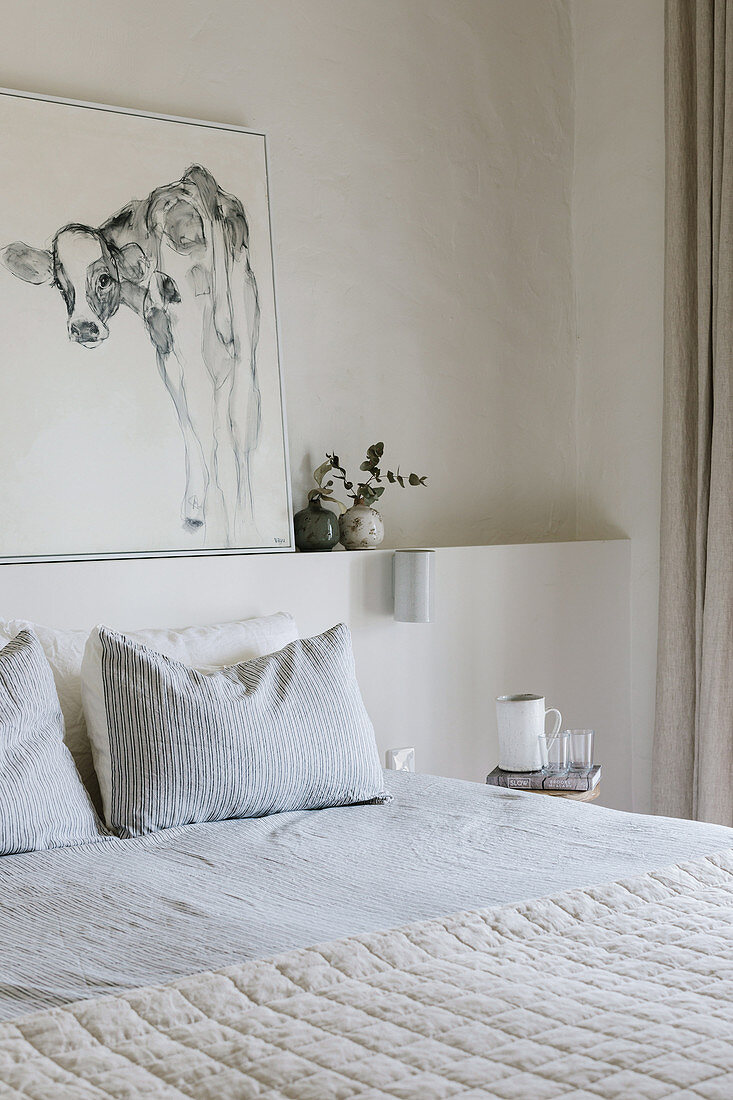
[393,549,435,622]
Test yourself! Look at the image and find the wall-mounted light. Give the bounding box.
[393,549,435,622]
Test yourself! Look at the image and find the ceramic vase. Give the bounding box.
[339,503,384,550]
[293,499,340,552]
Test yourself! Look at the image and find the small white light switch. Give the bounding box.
[385,747,416,772]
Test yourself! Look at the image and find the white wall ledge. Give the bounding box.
[0,540,631,811]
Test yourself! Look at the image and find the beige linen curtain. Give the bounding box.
[654,0,733,826]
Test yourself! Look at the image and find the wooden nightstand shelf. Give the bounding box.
[526,786,600,802]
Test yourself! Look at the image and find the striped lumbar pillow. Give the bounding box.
[0,630,104,856]
[81,623,390,837]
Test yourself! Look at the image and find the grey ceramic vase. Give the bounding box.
[339,503,384,550]
[293,498,340,552]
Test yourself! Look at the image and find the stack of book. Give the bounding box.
[486,764,601,792]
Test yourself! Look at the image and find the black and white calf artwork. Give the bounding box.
[0,93,292,561]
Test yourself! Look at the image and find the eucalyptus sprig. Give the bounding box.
[325,443,427,508]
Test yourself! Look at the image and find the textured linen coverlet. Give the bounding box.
[1,850,731,1099]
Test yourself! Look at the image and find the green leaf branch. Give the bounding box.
[323,443,427,508]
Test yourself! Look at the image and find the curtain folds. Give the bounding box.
[654,0,733,826]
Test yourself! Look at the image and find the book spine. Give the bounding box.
[542,775,593,791]
[486,774,546,790]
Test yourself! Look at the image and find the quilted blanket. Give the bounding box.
[1,851,731,1099]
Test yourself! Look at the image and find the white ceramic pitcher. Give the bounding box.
[496,694,562,772]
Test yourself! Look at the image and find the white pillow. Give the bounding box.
[0,613,298,812]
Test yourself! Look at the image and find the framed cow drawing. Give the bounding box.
[0,89,293,561]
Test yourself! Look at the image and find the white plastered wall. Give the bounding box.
[0,0,576,549]
[0,0,666,810]
[571,0,665,812]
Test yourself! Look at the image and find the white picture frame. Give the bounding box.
[0,88,293,562]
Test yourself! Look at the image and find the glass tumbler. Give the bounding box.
[538,731,569,773]
[567,729,595,771]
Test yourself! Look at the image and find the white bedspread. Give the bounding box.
[0,771,730,1021]
[1,849,731,1098]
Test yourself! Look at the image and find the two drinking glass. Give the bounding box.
[538,729,594,774]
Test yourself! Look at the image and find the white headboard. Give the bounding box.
[0,541,631,809]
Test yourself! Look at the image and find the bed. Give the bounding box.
[1,770,732,1097]
[0,613,731,1097]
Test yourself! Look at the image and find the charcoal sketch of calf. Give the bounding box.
[1,165,261,543]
